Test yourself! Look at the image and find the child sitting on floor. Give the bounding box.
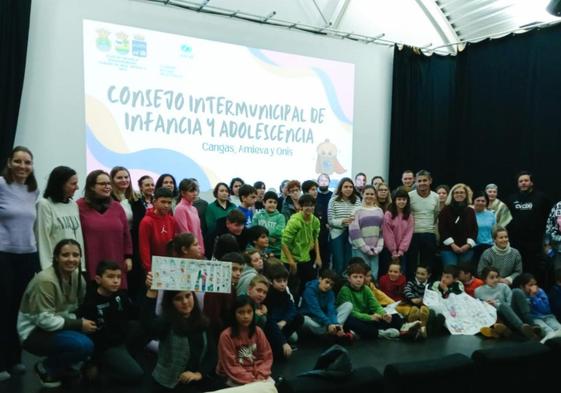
[300,269,353,341]
[475,267,538,340]
[458,262,483,297]
[431,265,465,298]
[247,275,270,329]
[378,261,407,302]
[217,296,273,386]
[336,262,419,340]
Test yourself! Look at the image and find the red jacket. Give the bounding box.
[378,274,406,302]
[138,208,176,271]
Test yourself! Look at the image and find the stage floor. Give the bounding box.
[3,334,519,393]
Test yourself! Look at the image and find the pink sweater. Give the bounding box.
[77,198,132,287]
[174,198,205,255]
[217,327,273,385]
[382,211,414,257]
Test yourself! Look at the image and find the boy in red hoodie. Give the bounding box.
[139,187,176,271]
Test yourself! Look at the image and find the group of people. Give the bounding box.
[2,145,561,391]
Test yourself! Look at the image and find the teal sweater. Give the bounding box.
[253,209,286,257]
[205,200,236,236]
[336,284,385,321]
[281,212,320,263]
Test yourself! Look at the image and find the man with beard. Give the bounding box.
[506,171,552,282]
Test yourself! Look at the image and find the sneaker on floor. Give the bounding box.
[480,326,499,339]
[400,321,422,340]
[34,361,61,388]
[531,325,544,339]
[0,371,11,382]
[379,328,400,340]
[540,328,561,344]
[492,323,512,338]
[10,363,26,375]
[335,332,353,346]
[349,330,360,341]
[520,324,540,340]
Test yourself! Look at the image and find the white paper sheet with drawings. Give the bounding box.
[151,256,232,293]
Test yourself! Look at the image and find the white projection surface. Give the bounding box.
[16,0,394,192]
[83,20,354,191]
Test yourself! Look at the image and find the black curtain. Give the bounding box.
[0,0,32,164]
[389,25,561,202]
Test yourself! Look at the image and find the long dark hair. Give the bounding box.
[388,189,411,219]
[84,170,111,211]
[161,290,208,336]
[156,174,178,197]
[43,166,77,202]
[229,177,245,196]
[2,146,38,191]
[52,239,82,299]
[230,295,256,338]
[167,233,196,257]
[334,177,358,204]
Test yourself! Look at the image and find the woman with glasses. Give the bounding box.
[77,170,132,287]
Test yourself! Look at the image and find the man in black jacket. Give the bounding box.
[506,171,552,282]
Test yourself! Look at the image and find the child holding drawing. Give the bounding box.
[143,272,221,391]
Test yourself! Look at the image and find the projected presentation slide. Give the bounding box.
[83,20,355,191]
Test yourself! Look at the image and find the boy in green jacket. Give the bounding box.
[281,194,321,304]
[336,262,417,339]
[253,191,286,258]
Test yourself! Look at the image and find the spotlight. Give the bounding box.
[547,0,561,16]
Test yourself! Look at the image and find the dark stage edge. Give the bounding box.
[0,335,518,393]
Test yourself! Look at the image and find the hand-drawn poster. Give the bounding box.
[423,290,497,335]
[151,256,232,293]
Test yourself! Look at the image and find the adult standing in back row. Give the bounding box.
[0,146,41,382]
[506,171,551,282]
[406,170,440,279]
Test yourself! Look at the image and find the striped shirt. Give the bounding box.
[348,206,384,254]
[328,197,362,239]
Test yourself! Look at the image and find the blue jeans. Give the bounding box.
[24,329,94,375]
[331,231,352,275]
[440,250,474,267]
[352,249,379,279]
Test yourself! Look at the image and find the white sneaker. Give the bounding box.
[0,371,11,382]
[378,328,400,340]
[400,321,422,333]
[540,328,561,344]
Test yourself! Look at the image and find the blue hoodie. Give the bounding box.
[528,288,553,318]
[300,279,337,326]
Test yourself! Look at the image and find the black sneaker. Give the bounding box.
[34,361,61,388]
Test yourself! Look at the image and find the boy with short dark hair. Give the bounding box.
[253,191,286,258]
[263,263,304,360]
[79,261,143,384]
[458,262,483,297]
[432,265,465,298]
[246,225,271,259]
[209,209,248,258]
[400,265,431,336]
[300,269,353,340]
[139,187,176,271]
[248,275,270,328]
[237,184,257,227]
[281,194,321,303]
